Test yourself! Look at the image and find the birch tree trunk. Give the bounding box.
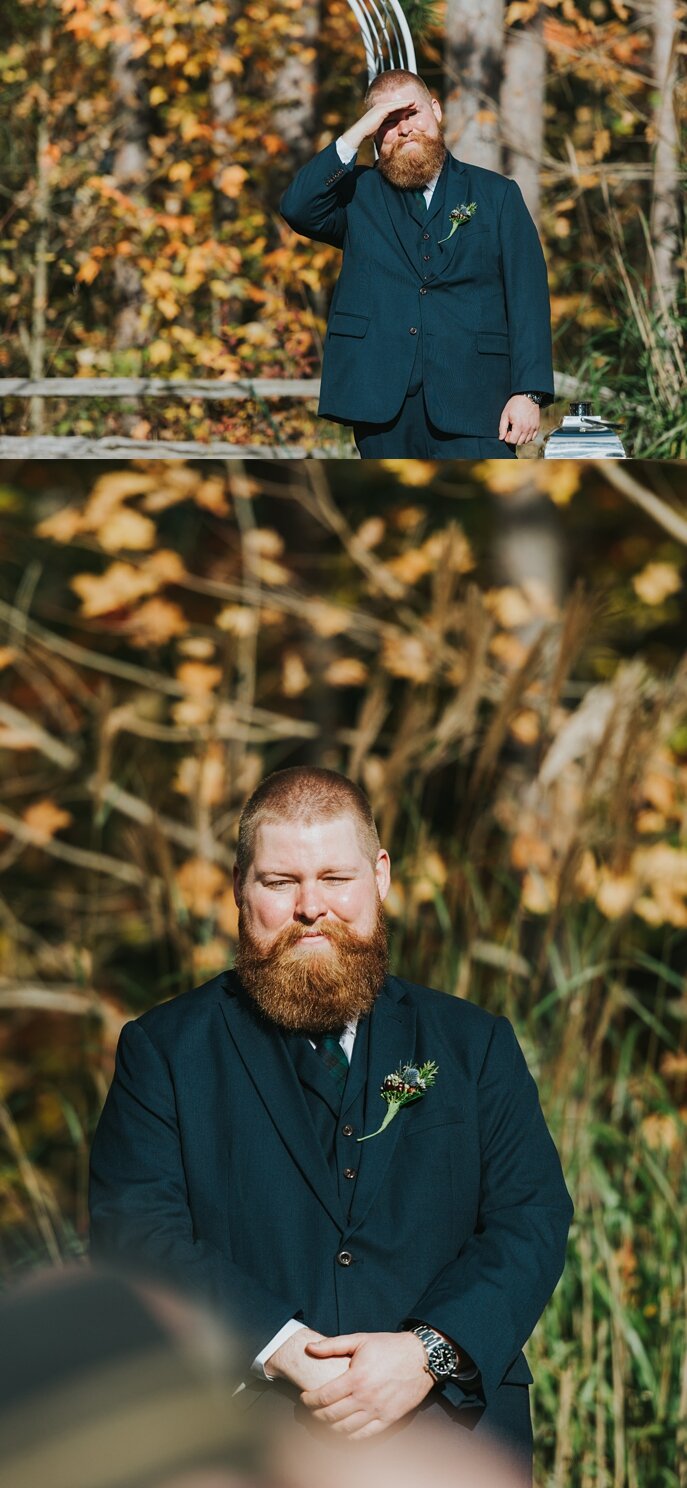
[648,0,681,317]
[111,0,148,351]
[500,8,545,225]
[444,0,505,170]
[272,1,320,156]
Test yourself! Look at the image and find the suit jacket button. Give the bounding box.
[423,233,430,240]
[337,1250,353,1266]
[420,287,427,294]
[409,326,418,334]
[343,1167,357,1180]
[342,1124,354,1136]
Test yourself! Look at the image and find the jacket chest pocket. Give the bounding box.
[328,311,370,337]
[403,1102,465,1136]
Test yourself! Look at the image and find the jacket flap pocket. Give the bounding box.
[501,1353,534,1385]
[329,311,370,337]
[477,331,510,354]
[405,1102,465,1135]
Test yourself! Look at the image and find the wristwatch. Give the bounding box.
[522,391,545,405]
[409,1323,461,1381]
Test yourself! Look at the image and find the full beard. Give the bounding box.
[377,125,447,190]
[234,897,389,1036]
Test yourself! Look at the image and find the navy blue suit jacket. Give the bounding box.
[278,141,555,433]
[89,970,573,1445]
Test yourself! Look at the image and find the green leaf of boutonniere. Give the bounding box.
[357,1060,439,1141]
[438,201,478,244]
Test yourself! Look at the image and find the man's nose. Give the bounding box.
[293,884,327,921]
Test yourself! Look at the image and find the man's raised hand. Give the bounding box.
[339,98,419,154]
[300,1330,435,1438]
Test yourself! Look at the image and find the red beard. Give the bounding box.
[234,898,389,1035]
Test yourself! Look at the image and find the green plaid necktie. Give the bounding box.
[412,188,427,215]
[314,1030,349,1095]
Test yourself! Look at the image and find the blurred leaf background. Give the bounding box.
[1,0,686,453]
[0,457,685,1485]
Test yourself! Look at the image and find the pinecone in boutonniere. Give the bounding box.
[438,201,477,243]
[357,1060,439,1141]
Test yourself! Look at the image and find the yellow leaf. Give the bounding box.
[125,598,188,648]
[148,339,172,365]
[168,160,192,181]
[35,506,84,542]
[218,165,249,198]
[23,799,73,842]
[176,662,223,695]
[174,743,226,806]
[632,562,682,605]
[282,651,310,696]
[98,508,157,552]
[323,658,369,687]
[166,40,188,65]
[379,460,439,486]
[149,85,168,105]
[175,857,227,917]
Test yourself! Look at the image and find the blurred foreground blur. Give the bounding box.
[0,1264,528,1488]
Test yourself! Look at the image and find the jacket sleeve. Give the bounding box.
[88,1019,303,1365]
[499,178,555,407]
[402,1016,574,1408]
[279,139,363,250]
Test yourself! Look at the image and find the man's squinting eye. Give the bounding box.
[265,876,352,887]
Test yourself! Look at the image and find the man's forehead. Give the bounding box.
[253,814,365,856]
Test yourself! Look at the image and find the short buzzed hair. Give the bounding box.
[235,766,381,883]
[363,68,434,110]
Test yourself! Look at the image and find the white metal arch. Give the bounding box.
[345,0,417,81]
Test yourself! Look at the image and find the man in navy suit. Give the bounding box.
[89,766,573,1481]
[279,70,555,458]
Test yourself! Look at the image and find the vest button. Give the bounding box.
[420,287,427,294]
[343,1167,357,1180]
[423,232,430,240]
[342,1124,354,1136]
[409,326,418,334]
[337,1250,353,1266]
[423,255,430,261]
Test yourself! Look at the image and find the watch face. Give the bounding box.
[428,1342,457,1377]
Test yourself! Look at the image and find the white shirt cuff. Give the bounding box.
[336,137,357,165]
[251,1318,308,1380]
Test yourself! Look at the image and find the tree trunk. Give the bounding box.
[111,0,148,351]
[443,0,505,170]
[272,1,320,157]
[648,0,681,317]
[501,9,545,224]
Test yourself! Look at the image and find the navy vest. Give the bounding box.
[285,1013,370,1219]
[399,152,450,396]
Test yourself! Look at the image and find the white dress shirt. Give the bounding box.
[335,135,442,207]
[250,1017,359,1380]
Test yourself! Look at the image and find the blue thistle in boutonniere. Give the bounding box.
[438,201,477,243]
[357,1060,439,1141]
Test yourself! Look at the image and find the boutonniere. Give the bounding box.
[438,201,477,243]
[357,1060,439,1142]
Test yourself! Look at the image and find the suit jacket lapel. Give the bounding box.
[345,978,417,1237]
[426,154,475,282]
[219,972,347,1230]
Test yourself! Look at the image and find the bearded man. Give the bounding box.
[89,766,573,1482]
[279,69,555,458]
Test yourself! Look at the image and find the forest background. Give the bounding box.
[1,0,686,456]
[0,457,685,1485]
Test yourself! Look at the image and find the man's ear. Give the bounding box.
[233,863,242,908]
[431,98,442,123]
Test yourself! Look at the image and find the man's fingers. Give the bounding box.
[300,1376,355,1409]
[310,1393,361,1425]
[330,1410,373,1435]
[305,1333,363,1354]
